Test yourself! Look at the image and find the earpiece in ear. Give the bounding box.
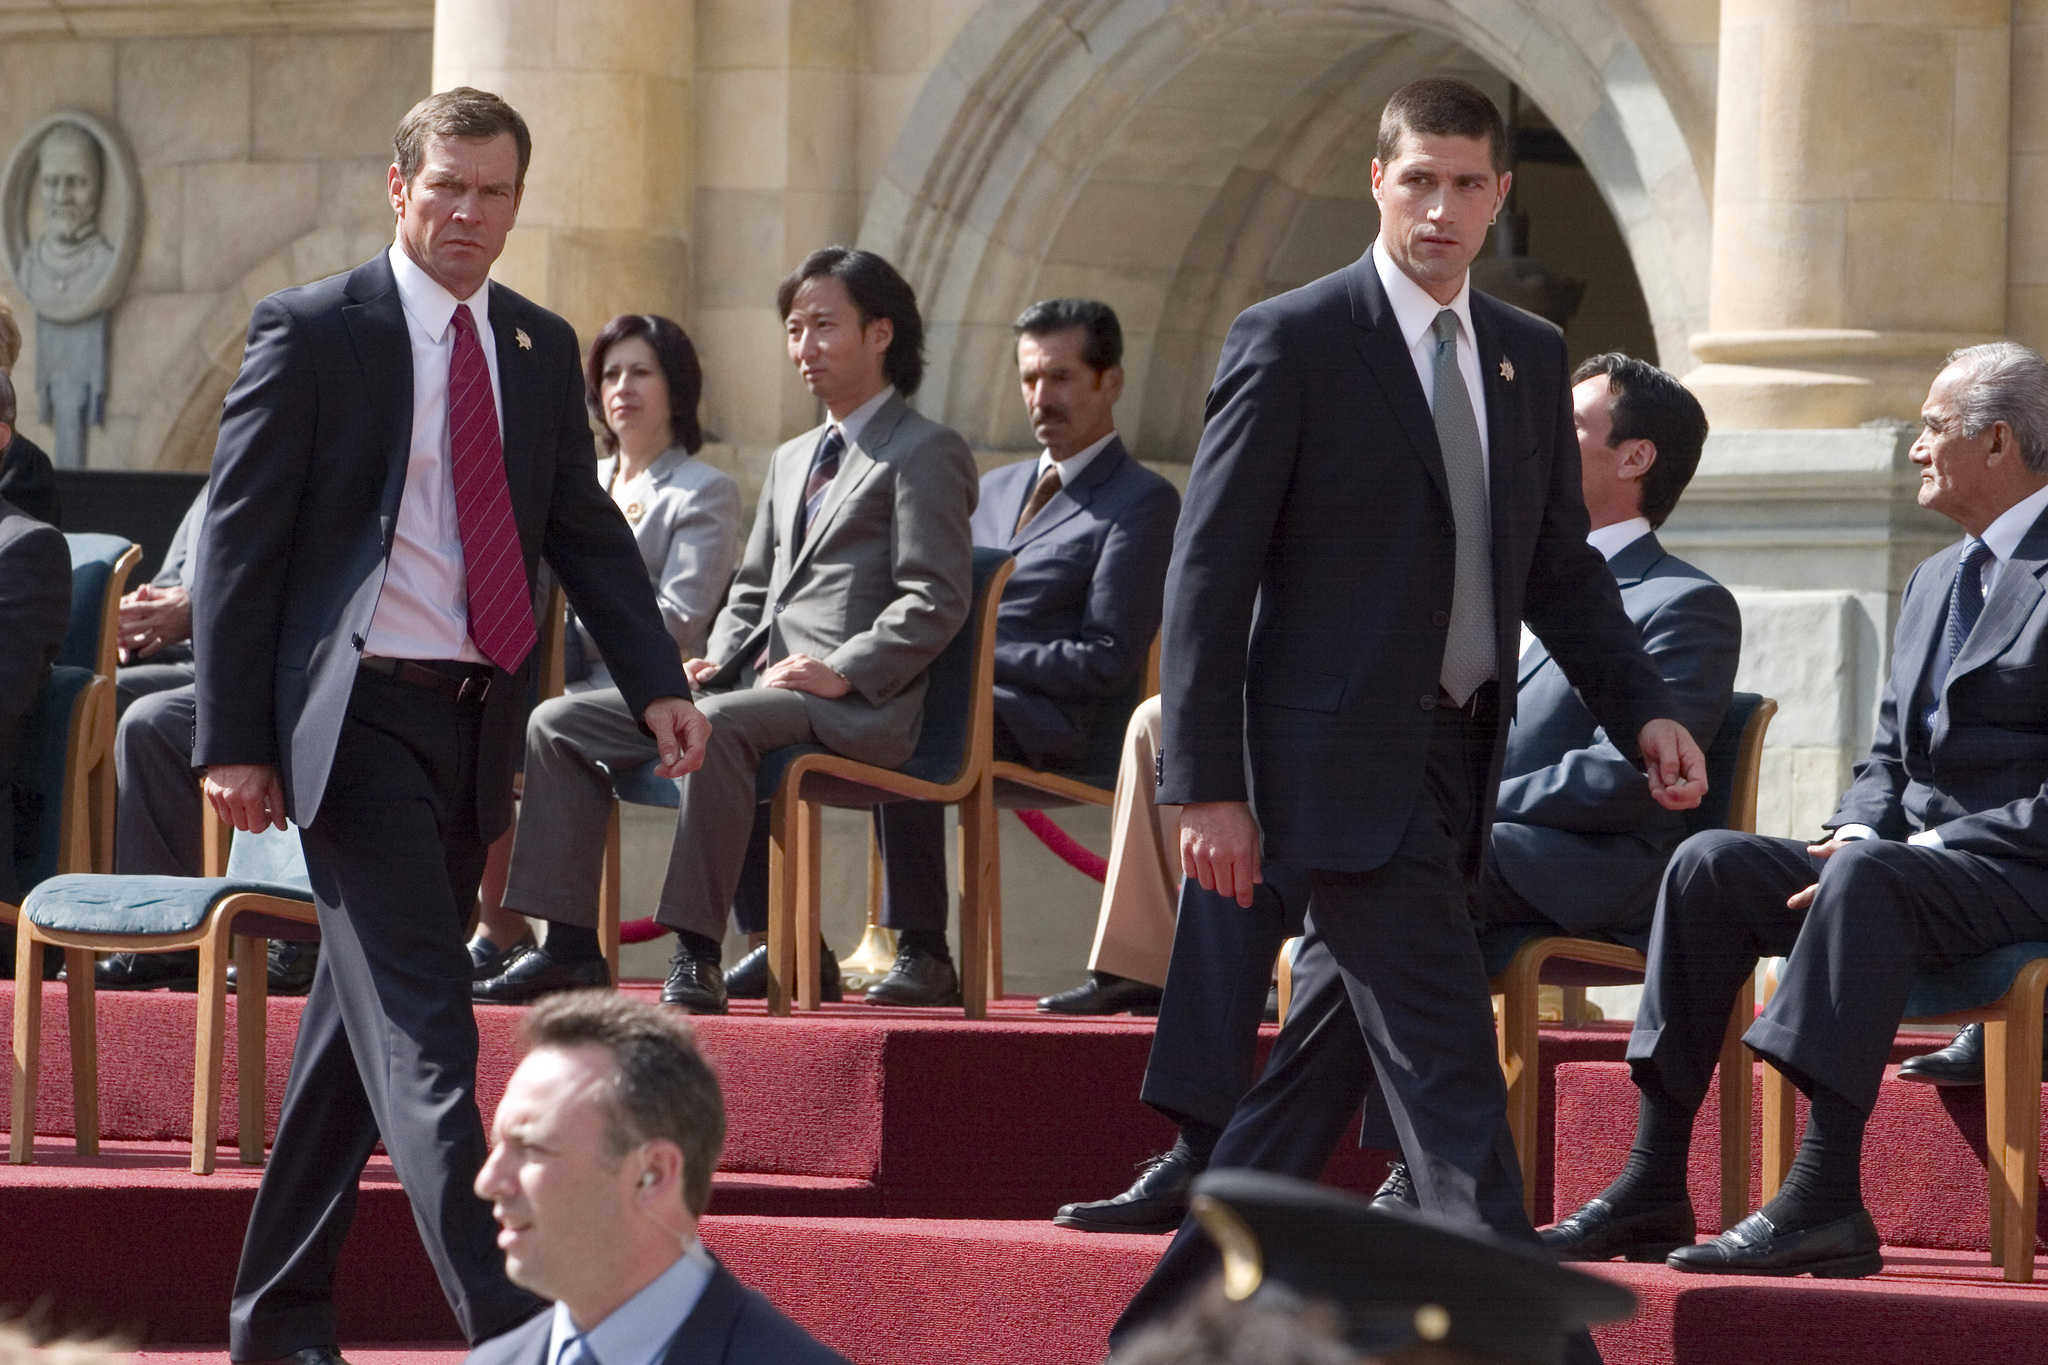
[640,1171,657,1188]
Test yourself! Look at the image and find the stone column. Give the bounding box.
[431,0,693,349]
[1685,0,2011,428]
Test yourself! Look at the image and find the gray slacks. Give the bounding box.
[115,683,202,877]
[502,685,817,942]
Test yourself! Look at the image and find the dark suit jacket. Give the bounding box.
[1159,253,1676,871]
[0,494,71,903]
[463,1263,849,1365]
[1830,510,2048,895]
[0,432,60,528]
[1491,532,1741,934]
[190,252,687,836]
[974,437,1178,770]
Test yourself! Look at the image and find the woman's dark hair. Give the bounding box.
[585,314,704,455]
[776,246,926,396]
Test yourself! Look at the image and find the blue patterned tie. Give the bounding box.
[798,425,846,548]
[1923,537,1994,733]
[558,1334,598,1365]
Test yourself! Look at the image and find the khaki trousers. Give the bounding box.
[1088,694,1182,986]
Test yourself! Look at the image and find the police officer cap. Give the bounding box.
[1188,1170,1637,1365]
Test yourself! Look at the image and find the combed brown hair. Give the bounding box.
[394,87,532,189]
[0,296,20,373]
[522,991,727,1215]
[1571,352,1709,529]
[1377,77,1508,175]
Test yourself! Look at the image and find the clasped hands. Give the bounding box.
[118,583,192,664]
[683,652,851,699]
[1179,716,1710,908]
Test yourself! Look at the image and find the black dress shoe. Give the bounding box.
[662,946,728,1015]
[226,940,321,995]
[1037,971,1162,1016]
[1054,1142,1203,1234]
[1371,1161,1418,1212]
[724,942,843,1001]
[469,932,536,982]
[865,944,960,1007]
[281,1348,351,1365]
[1667,1208,1882,1278]
[1540,1194,1696,1262]
[473,946,610,1004]
[94,950,200,992]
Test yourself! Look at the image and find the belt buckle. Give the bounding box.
[457,673,492,705]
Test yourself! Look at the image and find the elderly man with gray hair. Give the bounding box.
[1544,342,2048,1280]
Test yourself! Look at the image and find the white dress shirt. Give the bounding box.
[362,243,503,663]
[1372,237,1490,475]
[1585,516,1653,564]
[1835,484,2048,849]
[1035,429,1118,488]
[546,1239,716,1365]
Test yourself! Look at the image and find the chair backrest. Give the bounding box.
[1683,692,1777,838]
[12,665,99,894]
[536,579,568,705]
[61,533,140,676]
[225,823,312,894]
[898,547,1015,785]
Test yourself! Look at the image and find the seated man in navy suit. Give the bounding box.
[724,299,1179,1008]
[470,991,847,1365]
[1546,342,2048,1278]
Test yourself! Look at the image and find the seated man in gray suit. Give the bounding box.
[470,992,847,1365]
[725,298,1179,1007]
[504,247,976,1014]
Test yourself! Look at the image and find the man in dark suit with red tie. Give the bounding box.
[1114,78,1706,1359]
[192,89,703,1364]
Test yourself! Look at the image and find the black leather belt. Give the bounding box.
[1437,680,1500,723]
[360,655,494,705]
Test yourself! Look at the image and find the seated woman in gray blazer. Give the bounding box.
[470,314,742,992]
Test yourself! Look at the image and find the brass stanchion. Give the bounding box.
[836,829,898,992]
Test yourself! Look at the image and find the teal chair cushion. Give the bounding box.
[22,825,315,941]
[14,665,94,893]
[1905,943,2048,1020]
[61,533,131,671]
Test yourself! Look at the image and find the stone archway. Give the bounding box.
[858,0,1710,460]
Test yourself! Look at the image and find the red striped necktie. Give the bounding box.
[447,304,536,672]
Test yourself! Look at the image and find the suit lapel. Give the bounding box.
[1012,439,1125,550]
[1346,258,1447,506]
[1894,547,1957,718]
[1470,296,1519,554]
[1952,532,2048,686]
[489,287,542,527]
[340,257,414,536]
[660,1263,746,1365]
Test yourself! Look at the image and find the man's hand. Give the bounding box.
[683,657,721,689]
[117,584,192,663]
[1786,836,1855,910]
[762,654,852,699]
[1638,718,1707,811]
[1181,801,1263,908]
[205,764,287,833]
[645,696,711,778]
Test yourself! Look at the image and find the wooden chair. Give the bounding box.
[60,533,138,876]
[10,815,318,1174]
[758,548,1014,1018]
[1488,693,1778,1227]
[984,634,1161,995]
[1,667,115,942]
[1758,947,2048,1282]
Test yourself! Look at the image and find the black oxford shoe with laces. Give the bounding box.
[1053,1143,1202,1234]
[662,949,729,1015]
[865,944,960,1007]
[1371,1161,1418,1213]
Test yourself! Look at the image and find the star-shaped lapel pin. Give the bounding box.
[515,328,532,351]
[1498,357,1514,382]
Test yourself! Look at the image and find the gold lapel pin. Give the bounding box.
[515,327,532,351]
[1499,357,1515,382]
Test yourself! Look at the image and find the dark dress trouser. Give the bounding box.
[1113,700,1600,1365]
[114,683,202,878]
[228,667,542,1358]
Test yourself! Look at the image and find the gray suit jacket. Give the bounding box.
[577,446,742,675]
[1491,531,1741,936]
[704,392,977,768]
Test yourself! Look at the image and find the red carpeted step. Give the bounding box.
[1552,1053,2047,1253]
[137,1349,465,1365]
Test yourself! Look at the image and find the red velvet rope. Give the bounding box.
[614,808,1109,944]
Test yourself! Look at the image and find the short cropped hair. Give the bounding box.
[0,296,19,373]
[777,246,926,396]
[522,992,726,1216]
[1014,298,1123,374]
[1571,353,1709,529]
[1377,77,1509,176]
[1942,341,2048,476]
[586,314,705,455]
[394,88,532,191]
[0,369,16,429]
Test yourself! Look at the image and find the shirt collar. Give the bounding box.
[1586,516,1654,563]
[548,1240,716,1365]
[1976,481,2048,566]
[1039,430,1118,487]
[388,242,490,344]
[1372,236,1472,355]
[830,386,895,450]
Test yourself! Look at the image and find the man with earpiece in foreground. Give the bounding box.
[468,992,848,1365]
